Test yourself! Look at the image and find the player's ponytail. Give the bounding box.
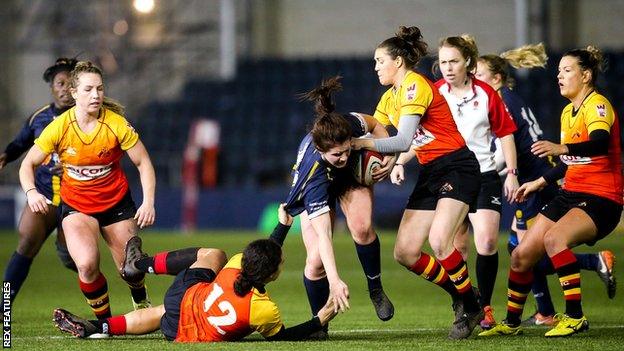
[378,26,428,70]
[562,46,604,87]
[301,76,352,152]
[480,43,547,89]
[234,239,282,297]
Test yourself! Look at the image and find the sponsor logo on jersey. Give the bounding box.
[596,104,607,117]
[65,163,113,181]
[406,83,416,101]
[66,146,77,156]
[411,126,436,148]
[560,155,592,165]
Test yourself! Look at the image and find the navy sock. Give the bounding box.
[476,252,498,306]
[354,237,382,291]
[575,253,598,271]
[531,267,556,316]
[303,275,329,316]
[3,251,33,302]
[536,255,555,275]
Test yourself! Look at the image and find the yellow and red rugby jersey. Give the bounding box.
[34,107,139,213]
[175,254,283,342]
[560,91,623,204]
[374,71,466,165]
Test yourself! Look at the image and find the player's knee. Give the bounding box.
[76,262,100,281]
[542,230,560,253]
[347,219,373,242]
[15,234,42,257]
[510,249,530,272]
[197,248,227,271]
[55,241,78,272]
[393,245,417,267]
[304,258,324,278]
[476,237,498,255]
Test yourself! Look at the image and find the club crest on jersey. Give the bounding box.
[596,104,607,117]
[98,147,112,159]
[406,83,416,101]
[66,146,77,156]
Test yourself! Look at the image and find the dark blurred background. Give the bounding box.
[1,0,623,230]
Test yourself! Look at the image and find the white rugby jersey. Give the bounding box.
[435,78,516,172]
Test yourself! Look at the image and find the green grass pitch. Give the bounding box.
[2,229,623,350]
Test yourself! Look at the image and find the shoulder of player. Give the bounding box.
[472,77,499,98]
[583,91,612,109]
[223,253,243,270]
[27,104,54,126]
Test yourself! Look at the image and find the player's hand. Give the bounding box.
[0,153,7,170]
[514,178,546,203]
[531,140,568,158]
[26,189,49,215]
[329,278,350,313]
[504,174,519,203]
[317,297,339,325]
[350,138,365,150]
[278,203,293,226]
[390,164,405,185]
[372,155,396,182]
[135,203,155,229]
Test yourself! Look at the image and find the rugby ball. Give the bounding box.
[353,150,384,186]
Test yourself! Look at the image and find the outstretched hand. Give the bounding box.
[135,203,155,228]
[531,140,567,158]
[329,278,350,313]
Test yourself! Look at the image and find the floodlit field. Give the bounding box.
[2,229,623,350]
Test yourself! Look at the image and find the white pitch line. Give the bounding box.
[12,325,624,340]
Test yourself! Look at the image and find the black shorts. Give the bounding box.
[475,171,503,212]
[540,190,623,245]
[514,182,559,230]
[160,268,217,341]
[61,190,137,227]
[406,147,480,212]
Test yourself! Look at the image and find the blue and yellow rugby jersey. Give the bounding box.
[283,113,367,219]
[3,103,70,205]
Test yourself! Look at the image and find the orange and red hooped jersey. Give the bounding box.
[374,71,466,165]
[175,254,283,342]
[559,91,623,204]
[34,107,139,214]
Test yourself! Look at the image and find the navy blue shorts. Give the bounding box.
[160,268,217,341]
[540,190,623,246]
[514,182,559,230]
[61,190,136,227]
[406,147,480,212]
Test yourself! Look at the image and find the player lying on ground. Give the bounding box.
[54,221,338,341]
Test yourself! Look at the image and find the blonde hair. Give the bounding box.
[479,43,548,89]
[70,61,126,115]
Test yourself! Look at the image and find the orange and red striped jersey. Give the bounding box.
[374,71,466,165]
[175,254,283,342]
[34,107,139,213]
[559,91,623,204]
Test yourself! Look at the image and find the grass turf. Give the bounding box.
[1,229,623,350]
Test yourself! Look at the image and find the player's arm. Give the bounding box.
[1,117,36,169]
[265,298,337,341]
[126,140,156,228]
[352,114,421,153]
[309,212,350,312]
[269,204,293,246]
[19,145,50,214]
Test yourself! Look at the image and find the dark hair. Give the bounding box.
[71,60,126,115]
[563,45,604,86]
[300,76,352,152]
[437,34,479,73]
[233,239,282,297]
[377,26,428,70]
[43,57,78,83]
[479,43,547,89]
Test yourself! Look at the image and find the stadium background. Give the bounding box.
[1,0,623,231]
